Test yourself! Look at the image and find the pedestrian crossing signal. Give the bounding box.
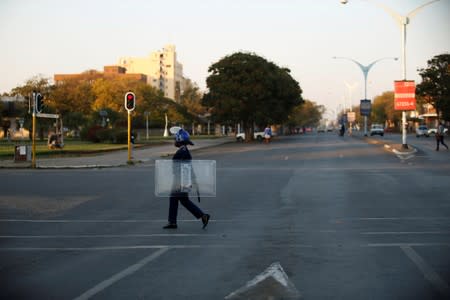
[125,92,136,111]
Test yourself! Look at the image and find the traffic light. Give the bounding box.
[35,93,44,113]
[125,92,136,111]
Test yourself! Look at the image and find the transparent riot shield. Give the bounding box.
[155,160,216,197]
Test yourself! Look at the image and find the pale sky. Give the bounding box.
[1,0,449,118]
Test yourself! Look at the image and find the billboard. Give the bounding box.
[347,112,356,122]
[360,99,371,116]
[394,80,416,111]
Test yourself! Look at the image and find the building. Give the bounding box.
[118,44,184,102]
[54,66,147,84]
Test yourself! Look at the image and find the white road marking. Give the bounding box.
[401,246,450,297]
[361,231,450,235]
[0,245,239,251]
[0,233,218,239]
[365,243,450,247]
[73,247,169,300]
[0,219,233,223]
[224,262,301,299]
[343,217,450,221]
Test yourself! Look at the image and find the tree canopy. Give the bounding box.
[203,52,303,140]
[371,91,401,127]
[416,53,450,121]
[286,100,324,129]
[5,73,198,135]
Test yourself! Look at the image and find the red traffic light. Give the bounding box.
[124,92,135,111]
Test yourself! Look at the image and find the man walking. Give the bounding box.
[163,127,210,229]
[436,122,449,151]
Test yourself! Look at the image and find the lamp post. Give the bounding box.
[333,56,398,135]
[344,81,358,112]
[144,111,150,140]
[163,113,169,137]
[341,0,441,147]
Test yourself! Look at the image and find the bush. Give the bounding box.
[113,130,128,144]
[96,128,114,143]
[80,126,128,144]
[80,125,103,143]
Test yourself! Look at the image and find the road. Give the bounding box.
[1,132,449,299]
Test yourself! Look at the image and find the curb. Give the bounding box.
[36,164,123,169]
[1,137,234,169]
[383,143,417,161]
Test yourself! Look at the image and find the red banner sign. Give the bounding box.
[394,80,416,111]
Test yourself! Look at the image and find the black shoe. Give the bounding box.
[201,214,210,229]
[163,223,177,229]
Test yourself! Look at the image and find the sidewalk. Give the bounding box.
[0,137,235,169]
[351,132,417,158]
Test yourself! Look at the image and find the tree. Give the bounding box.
[180,79,206,117]
[416,54,450,121]
[203,52,303,141]
[371,91,401,128]
[50,78,95,115]
[10,75,52,140]
[286,100,324,130]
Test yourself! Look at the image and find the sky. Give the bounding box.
[1,0,449,119]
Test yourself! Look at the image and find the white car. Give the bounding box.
[416,125,429,137]
[428,128,448,135]
[370,124,384,136]
[236,131,265,141]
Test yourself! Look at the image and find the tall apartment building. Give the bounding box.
[118,45,184,102]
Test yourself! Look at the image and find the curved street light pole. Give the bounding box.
[341,0,440,147]
[333,56,398,135]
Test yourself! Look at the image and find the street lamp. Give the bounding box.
[344,81,358,112]
[164,113,169,137]
[144,111,150,140]
[333,56,398,135]
[341,0,441,147]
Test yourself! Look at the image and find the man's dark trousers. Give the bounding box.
[168,192,203,224]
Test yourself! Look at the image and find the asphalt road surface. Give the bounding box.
[1,133,449,299]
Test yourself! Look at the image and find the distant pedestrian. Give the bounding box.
[163,127,210,229]
[264,125,272,143]
[435,122,448,151]
[339,124,345,136]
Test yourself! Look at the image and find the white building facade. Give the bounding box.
[118,45,184,102]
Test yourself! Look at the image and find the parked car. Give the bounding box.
[236,131,265,142]
[416,125,429,137]
[428,127,448,135]
[370,124,384,136]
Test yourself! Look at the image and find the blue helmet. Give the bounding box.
[170,127,194,145]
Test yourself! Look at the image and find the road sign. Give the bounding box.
[360,99,371,116]
[36,113,59,119]
[347,111,356,122]
[394,80,416,111]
